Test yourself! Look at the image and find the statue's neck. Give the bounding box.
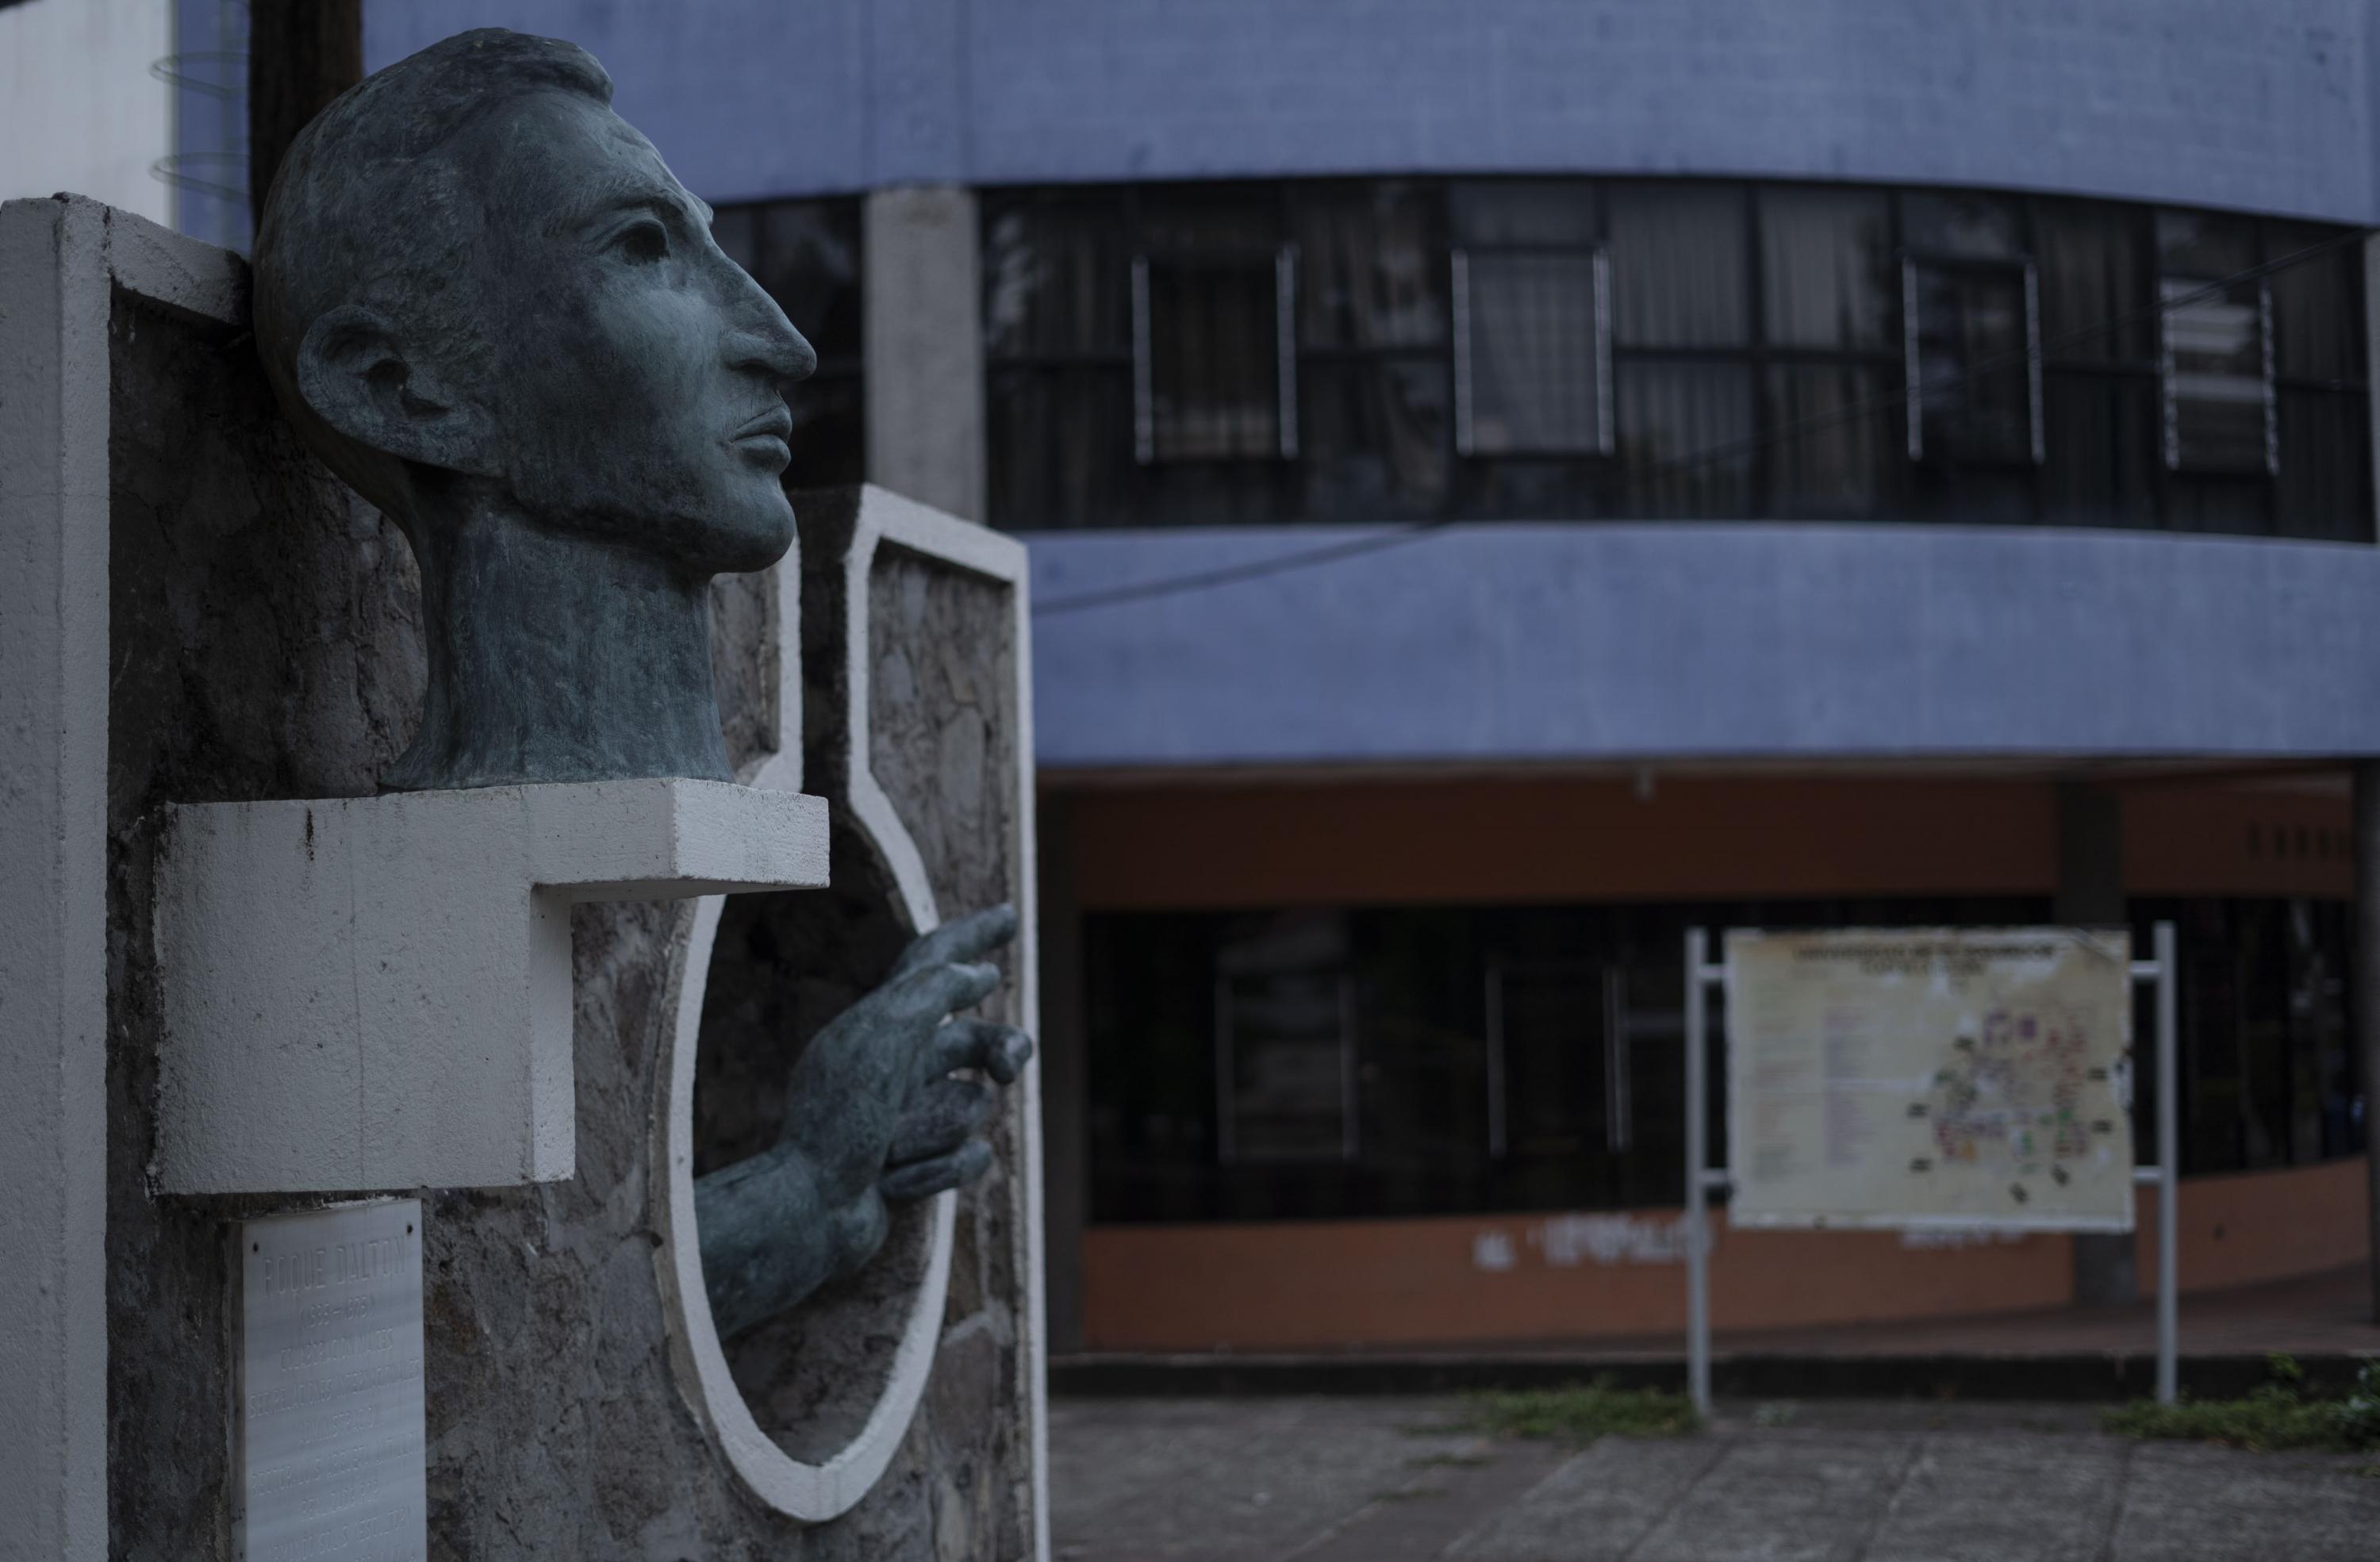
[383,501,730,793]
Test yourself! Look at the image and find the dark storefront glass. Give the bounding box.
[1085,895,2363,1226]
[985,178,2370,543]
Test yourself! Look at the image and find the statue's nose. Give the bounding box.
[724,268,816,384]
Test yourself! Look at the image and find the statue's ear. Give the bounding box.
[294,304,500,476]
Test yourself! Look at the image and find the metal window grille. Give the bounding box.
[1453,246,1614,457]
[2159,274,2278,475]
[1130,245,1299,465]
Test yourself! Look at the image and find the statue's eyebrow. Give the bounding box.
[564,181,711,237]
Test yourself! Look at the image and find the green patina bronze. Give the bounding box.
[250,29,1028,1334]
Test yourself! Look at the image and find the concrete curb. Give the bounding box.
[1050,1349,2380,1403]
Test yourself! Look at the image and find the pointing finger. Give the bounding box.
[885,959,1001,1025]
[889,904,1019,981]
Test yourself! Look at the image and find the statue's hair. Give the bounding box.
[251,29,612,525]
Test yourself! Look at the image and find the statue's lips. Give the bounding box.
[729,405,795,466]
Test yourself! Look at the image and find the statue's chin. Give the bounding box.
[696,498,798,577]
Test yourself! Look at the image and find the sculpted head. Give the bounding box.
[252,29,816,789]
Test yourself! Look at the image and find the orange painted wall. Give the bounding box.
[1069,775,2059,910]
[2135,1157,2371,1293]
[1080,1164,2369,1352]
[2123,783,2353,900]
[1065,773,2351,911]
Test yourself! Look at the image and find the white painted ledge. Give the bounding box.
[155,779,829,1195]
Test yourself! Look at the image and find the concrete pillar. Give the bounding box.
[2356,761,2380,1322]
[2057,781,2138,1307]
[1037,791,1088,1354]
[2364,236,2380,543]
[0,197,110,1562]
[863,185,985,522]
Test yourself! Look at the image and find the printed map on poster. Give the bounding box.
[1724,929,2136,1231]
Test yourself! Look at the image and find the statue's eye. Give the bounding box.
[616,220,669,263]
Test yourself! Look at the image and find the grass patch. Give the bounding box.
[1460,1376,1700,1444]
[2103,1356,2380,1454]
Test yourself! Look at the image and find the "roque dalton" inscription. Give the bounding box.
[240,1201,427,1562]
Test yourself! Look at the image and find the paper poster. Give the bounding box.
[1723,929,2135,1231]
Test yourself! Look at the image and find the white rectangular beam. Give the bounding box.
[156,780,830,1195]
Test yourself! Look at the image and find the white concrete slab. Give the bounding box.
[155,780,830,1195]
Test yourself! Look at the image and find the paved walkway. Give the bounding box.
[1050,1397,2380,1562]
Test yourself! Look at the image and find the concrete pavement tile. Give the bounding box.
[1049,1396,1480,1561]
[1859,1432,2127,1562]
[1290,1437,1579,1562]
[2109,1442,2380,1562]
[1445,1437,1729,1561]
[1622,1433,1919,1562]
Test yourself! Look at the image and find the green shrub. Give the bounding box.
[2104,1360,2380,1453]
[1461,1377,1700,1443]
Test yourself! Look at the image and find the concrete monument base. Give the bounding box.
[155,778,829,1194]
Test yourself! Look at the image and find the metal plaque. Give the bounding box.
[236,1199,428,1562]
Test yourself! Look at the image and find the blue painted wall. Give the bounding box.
[372,0,2380,221]
[1024,524,2380,768]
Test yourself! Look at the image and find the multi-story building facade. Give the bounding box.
[367,2,2380,1356]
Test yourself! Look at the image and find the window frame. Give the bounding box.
[1900,251,2047,467]
[1130,243,1302,465]
[1449,244,1615,459]
[2158,271,2279,478]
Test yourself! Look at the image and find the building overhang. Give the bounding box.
[1026,522,2380,771]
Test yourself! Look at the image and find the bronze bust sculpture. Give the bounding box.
[251,29,1028,1334]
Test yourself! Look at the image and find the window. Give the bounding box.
[1766,363,1898,518]
[712,198,864,490]
[2158,212,2274,476]
[1454,250,1607,455]
[2268,219,2371,538]
[1215,914,1354,1163]
[1487,961,1611,1159]
[1898,193,2041,511]
[1131,191,1296,464]
[1296,183,1453,519]
[983,178,2370,542]
[1761,186,1901,518]
[1134,249,1295,462]
[2133,898,2361,1176]
[1906,259,2039,466]
[1760,186,1894,351]
[1609,185,1753,517]
[983,198,1134,528]
[2036,200,2159,529]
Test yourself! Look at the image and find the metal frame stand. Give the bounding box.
[1683,922,2180,1418]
